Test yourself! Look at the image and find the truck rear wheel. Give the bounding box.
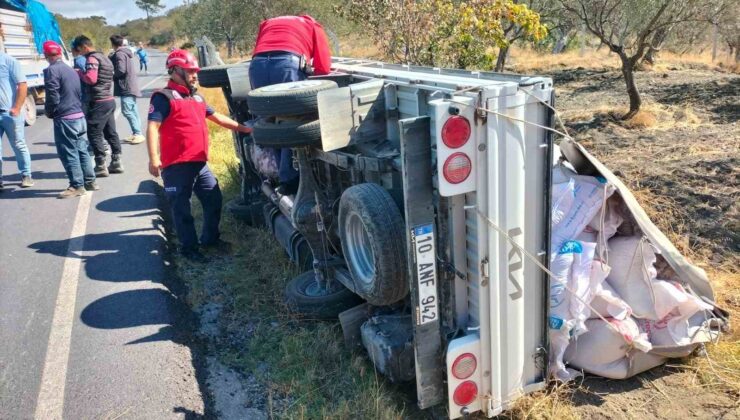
[24,96,36,126]
[338,183,409,305]
[285,271,363,320]
[247,80,337,117]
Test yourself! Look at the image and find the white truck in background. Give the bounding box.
[0,1,70,126]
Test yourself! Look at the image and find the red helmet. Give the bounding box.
[43,40,62,56]
[166,49,200,71]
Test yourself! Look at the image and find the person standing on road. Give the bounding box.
[136,42,148,74]
[71,35,123,178]
[146,49,252,262]
[0,50,33,191]
[249,15,332,196]
[42,41,98,199]
[110,35,144,145]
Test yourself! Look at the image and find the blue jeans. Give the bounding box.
[248,53,307,184]
[140,60,148,71]
[161,162,222,250]
[120,95,142,136]
[53,117,95,188]
[0,112,31,179]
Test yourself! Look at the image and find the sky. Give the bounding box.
[43,0,184,25]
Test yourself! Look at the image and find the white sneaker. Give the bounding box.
[129,134,145,144]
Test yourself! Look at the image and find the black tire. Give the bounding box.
[24,96,36,126]
[225,198,265,227]
[247,80,337,117]
[338,183,409,305]
[252,118,321,148]
[198,63,243,88]
[285,271,364,320]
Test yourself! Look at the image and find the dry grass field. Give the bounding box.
[173,46,739,418]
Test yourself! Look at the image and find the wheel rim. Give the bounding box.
[24,97,36,123]
[302,274,344,297]
[345,213,375,286]
[258,80,326,93]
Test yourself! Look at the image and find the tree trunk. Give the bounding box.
[495,45,509,72]
[552,30,570,54]
[226,37,233,58]
[620,55,641,119]
[643,27,670,65]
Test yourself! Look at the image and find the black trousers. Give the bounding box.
[161,162,222,250]
[86,99,121,160]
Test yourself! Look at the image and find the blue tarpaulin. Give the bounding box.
[1,0,64,54]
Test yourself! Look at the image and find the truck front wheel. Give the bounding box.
[285,271,363,319]
[338,183,409,306]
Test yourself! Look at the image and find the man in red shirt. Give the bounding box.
[249,15,332,195]
[147,49,251,262]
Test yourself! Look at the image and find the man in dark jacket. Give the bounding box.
[110,35,144,145]
[43,41,98,199]
[71,35,123,177]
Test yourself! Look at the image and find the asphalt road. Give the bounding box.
[0,51,207,419]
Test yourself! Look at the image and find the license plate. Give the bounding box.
[413,224,438,325]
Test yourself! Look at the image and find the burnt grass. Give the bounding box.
[555,65,740,268]
[553,64,740,420]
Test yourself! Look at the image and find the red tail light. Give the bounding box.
[453,381,478,406]
[441,116,471,148]
[451,353,477,379]
[443,153,472,184]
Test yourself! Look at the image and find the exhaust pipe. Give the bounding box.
[261,181,294,219]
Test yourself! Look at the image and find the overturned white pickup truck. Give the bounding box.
[198,58,727,418]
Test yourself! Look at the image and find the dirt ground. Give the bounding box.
[553,64,740,419]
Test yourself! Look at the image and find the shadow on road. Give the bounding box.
[0,188,60,199]
[80,289,191,346]
[26,179,214,416]
[4,152,59,162]
[4,170,66,182]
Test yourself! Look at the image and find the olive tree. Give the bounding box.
[562,0,717,119]
[342,0,547,70]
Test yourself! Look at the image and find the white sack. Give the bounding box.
[569,242,599,335]
[551,171,616,253]
[552,178,575,228]
[564,318,654,379]
[548,241,579,381]
[588,196,624,241]
[548,241,601,380]
[636,281,713,346]
[589,281,632,320]
[605,236,659,319]
[576,226,597,244]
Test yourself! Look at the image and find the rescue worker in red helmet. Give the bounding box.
[146,49,251,262]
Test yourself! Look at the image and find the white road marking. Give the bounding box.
[140,73,166,91]
[34,192,93,420]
